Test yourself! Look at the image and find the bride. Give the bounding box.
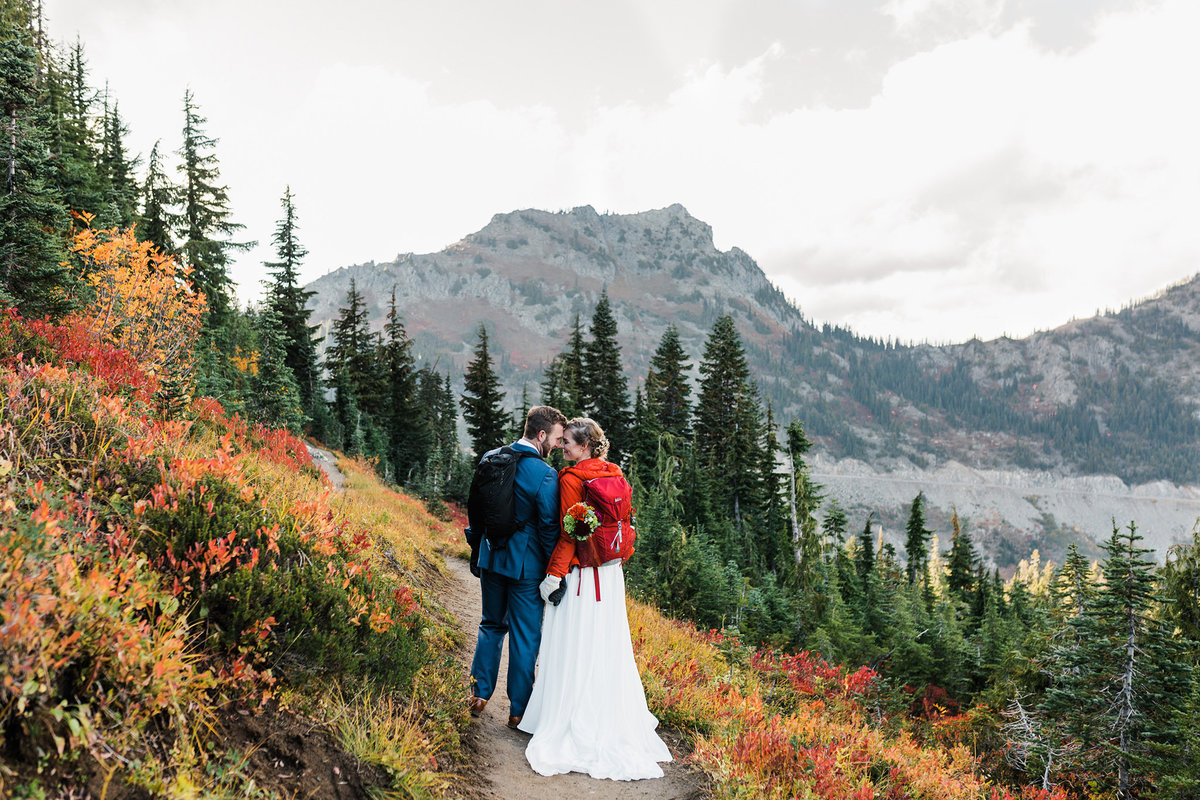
[518,417,672,780]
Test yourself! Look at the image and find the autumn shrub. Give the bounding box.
[120,424,427,689]
[0,488,213,759]
[627,599,1070,800]
[66,220,206,385]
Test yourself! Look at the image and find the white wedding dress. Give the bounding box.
[518,561,673,780]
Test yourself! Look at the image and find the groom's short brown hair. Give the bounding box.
[524,405,567,439]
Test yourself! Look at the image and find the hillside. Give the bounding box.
[305,205,1200,564]
[0,306,1068,800]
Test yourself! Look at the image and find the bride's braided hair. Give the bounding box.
[565,417,610,460]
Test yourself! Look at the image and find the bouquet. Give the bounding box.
[563,502,600,541]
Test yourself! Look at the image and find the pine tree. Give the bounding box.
[381,287,422,484]
[582,290,630,460]
[904,492,933,588]
[325,278,376,409]
[561,313,586,417]
[177,88,250,326]
[96,92,138,228]
[51,36,101,215]
[247,306,305,432]
[509,381,531,441]
[139,140,177,254]
[785,420,821,582]
[627,388,660,475]
[0,35,72,316]
[263,186,320,413]
[758,403,791,577]
[1162,525,1200,649]
[460,324,507,456]
[645,324,692,437]
[945,506,977,604]
[821,499,849,550]
[695,315,766,537]
[1044,524,1191,798]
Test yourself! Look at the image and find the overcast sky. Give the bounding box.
[43,0,1199,344]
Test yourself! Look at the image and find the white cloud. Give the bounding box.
[45,0,1200,345]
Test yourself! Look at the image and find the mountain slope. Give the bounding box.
[305,204,1200,564]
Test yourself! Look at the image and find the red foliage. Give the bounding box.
[751,648,879,705]
[2,312,160,403]
[909,684,962,720]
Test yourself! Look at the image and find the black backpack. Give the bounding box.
[466,446,540,558]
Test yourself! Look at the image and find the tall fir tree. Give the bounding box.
[50,36,101,215]
[460,323,507,457]
[627,388,661,477]
[945,507,977,604]
[1043,524,1192,798]
[903,491,933,587]
[381,288,423,483]
[95,92,138,228]
[0,34,71,316]
[246,306,306,432]
[645,324,692,437]
[561,313,586,416]
[139,139,177,254]
[582,290,630,460]
[325,278,377,410]
[177,88,250,327]
[263,186,320,413]
[757,403,791,577]
[695,314,766,537]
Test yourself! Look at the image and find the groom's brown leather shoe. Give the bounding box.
[507,715,522,730]
[469,697,487,717]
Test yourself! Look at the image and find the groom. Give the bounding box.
[469,405,567,729]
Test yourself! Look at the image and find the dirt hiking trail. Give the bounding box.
[443,555,708,800]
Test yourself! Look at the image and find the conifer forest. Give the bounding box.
[1,4,1198,799]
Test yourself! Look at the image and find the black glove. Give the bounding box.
[547,577,567,606]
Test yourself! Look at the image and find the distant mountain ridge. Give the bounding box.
[305,204,1200,567]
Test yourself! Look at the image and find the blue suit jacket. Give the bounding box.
[475,441,559,580]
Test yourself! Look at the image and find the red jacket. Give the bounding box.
[546,458,632,577]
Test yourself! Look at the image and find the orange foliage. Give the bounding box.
[627,602,1070,800]
[66,217,206,383]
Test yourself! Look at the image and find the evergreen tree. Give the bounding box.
[1152,674,1200,800]
[695,315,766,537]
[561,313,586,417]
[785,419,822,588]
[821,499,849,550]
[325,278,376,409]
[0,35,72,316]
[382,287,422,484]
[96,92,138,228]
[51,36,101,215]
[904,492,933,589]
[509,381,531,441]
[627,388,661,475]
[1162,526,1200,650]
[1044,524,1191,798]
[177,88,251,326]
[247,306,305,432]
[460,324,507,456]
[139,140,177,254]
[855,514,876,585]
[582,290,630,460]
[758,403,791,577]
[263,186,320,413]
[945,507,977,604]
[645,324,692,437]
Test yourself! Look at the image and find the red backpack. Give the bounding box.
[575,473,636,600]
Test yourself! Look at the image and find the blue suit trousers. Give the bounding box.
[470,569,543,717]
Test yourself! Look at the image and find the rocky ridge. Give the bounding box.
[305,204,1200,567]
